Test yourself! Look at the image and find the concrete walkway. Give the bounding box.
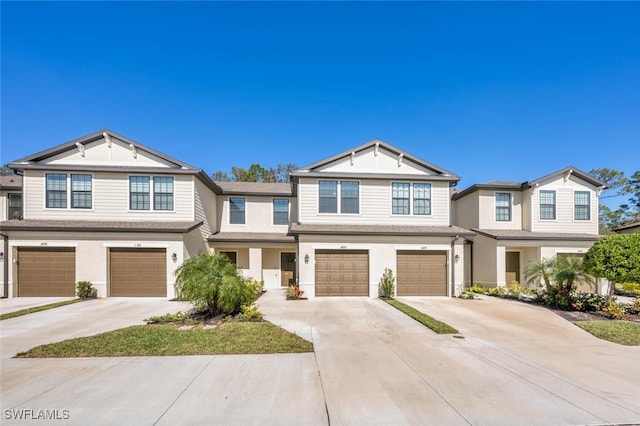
[261,291,640,425]
[2,292,639,425]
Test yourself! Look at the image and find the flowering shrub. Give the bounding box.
[571,293,608,312]
[286,285,305,299]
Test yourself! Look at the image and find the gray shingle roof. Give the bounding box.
[0,219,203,233]
[214,182,293,196]
[471,228,598,241]
[290,223,474,237]
[0,175,22,189]
[208,232,295,242]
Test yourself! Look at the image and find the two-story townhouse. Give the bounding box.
[290,140,473,298]
[451,167,607,289]
[0,130,219,298]
[207,182,298,289]
[1,175,23,297]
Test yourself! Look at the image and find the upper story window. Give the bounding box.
[46,173,92,209]
[574,191,590,220]
[319,180,338,213]
[273,198,289,225]
[495,193,511,222]
[230,197,246,224]
[392,183,410,215]
[8,193,22,219]
[413,183,431,215]
[129,176,150,210]
[71,174,92,209]
[46,173,67,208]
[539,190,556,220]
[153,177,174,210]
[340,181,359,214]
[129,176,174,211]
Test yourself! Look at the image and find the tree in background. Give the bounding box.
[1,165,13,175]
[583,234,640,296]
[589,168,640,233]
[212,163,297,183]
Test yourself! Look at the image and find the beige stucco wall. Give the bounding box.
[5,231,185,298]
[472,235,498,286]
[477,190,523,230]
[297,178,451,226]
[452,193,479,229]
[217,195,295,233]
[297,234,464,298]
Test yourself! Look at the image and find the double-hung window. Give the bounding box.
[230,197,246,224]
[574,191,590,220]
[8,193,22,219]
[71,174,92,209]
[340,181,359,214]
[129,176,174,211]
[539,190,556,220]
[129,176,150,210]
[413,183,431,215]
[153,177,174,210]
[273,198,289,225]
[392,183,410,215]
[46,173,67,208]
[495,193,511,222]
[319,180,338,213]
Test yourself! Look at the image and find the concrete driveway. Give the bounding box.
[2,293,639,425]
[261,293,640,425]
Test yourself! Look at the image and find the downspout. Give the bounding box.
[464,238,474,287]
[1,233,8,298]
[451,236,459,296]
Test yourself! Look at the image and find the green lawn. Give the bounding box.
[575,320,640,346]
[16,321,313,357]
[0,299,84,321]
[384,299,459,334]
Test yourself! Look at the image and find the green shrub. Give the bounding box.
[470,284,487,293]
[624,298,640,315]
[602,299,627,320]
[488,286,507,297]
[286,285,304,299]
[246,279,265,296]
[76,281,95,299]
[238,303,263,320]
[144,312,193,324]
[572,293,608,312]
[175,253,256,316]
[379,268,395,298]
[534,284,574,310]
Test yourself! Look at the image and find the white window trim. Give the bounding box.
[43,172,95,211]
[538,189,557,221]
[494,191,512,223]
[317,179,361,215]
[229,197,247,225]
[573,189,592,222]
[272,198,290,226]
[127,174,176,213]
[390,181,433,216]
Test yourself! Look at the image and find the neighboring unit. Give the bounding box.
[613,220,640,234]
[451,168,607,289]
[1,130,219,298]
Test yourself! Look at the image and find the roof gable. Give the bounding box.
[529,166,608,189]
[9,129,196,170]
[292,139,459,182]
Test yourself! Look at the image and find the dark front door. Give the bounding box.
[506,252,520,285]
[281,252,296,286]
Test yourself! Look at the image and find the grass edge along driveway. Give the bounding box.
[384,298,459,334]
[0,299,85,321]
[16,321,313,358]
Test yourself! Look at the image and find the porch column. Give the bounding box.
[248,247,263,281]
[496,245,506,287]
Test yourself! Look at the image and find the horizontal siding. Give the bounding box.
[530,175,599,234]
[298,178,450,226]
[24,170,194,221]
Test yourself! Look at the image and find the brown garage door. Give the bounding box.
[110,248,166,296]
[315,250,369,296]
[397,251,447,296]
[18,247,76,296]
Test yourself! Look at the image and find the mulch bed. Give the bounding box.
[551,308,640,323]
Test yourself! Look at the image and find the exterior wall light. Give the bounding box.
[454,254,460,263]
[304,254,309,264]
[172,253,177,263]
[0,252,3,262]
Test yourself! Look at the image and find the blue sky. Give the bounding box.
[2,2,638,207]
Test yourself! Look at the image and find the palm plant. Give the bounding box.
[524,257,556,288]
[554,255,595,293]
